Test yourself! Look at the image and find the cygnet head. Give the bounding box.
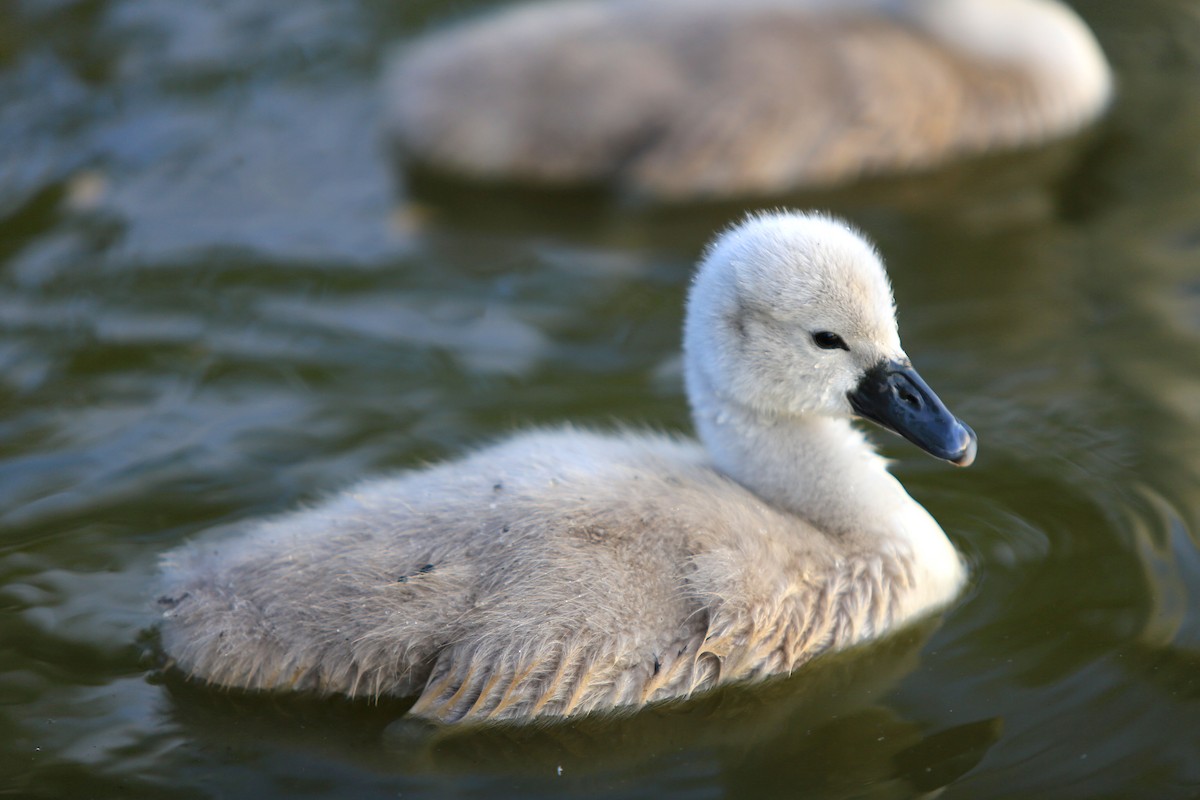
[684,211,976,466]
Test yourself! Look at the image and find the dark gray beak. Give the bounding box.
[847,359,977,467]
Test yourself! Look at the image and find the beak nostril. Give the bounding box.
[893,384,921,408]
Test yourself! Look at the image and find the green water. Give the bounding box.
[2,0,1199,797]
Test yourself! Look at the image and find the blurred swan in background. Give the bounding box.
[383,0,1112,200]
[157,211,977,723]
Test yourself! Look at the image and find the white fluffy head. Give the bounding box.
[684,211,905,419]
[906,0,1113,129]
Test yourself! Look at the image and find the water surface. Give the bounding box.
[2,1,1200,797]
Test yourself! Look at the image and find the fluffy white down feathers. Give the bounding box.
[157,212,972,723]
[384,0,1112,198]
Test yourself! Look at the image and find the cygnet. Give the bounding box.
[384,0,1113,199]
[157,211,977,723]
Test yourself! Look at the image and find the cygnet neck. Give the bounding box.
[688,368,921,541]
[689,365,968,617]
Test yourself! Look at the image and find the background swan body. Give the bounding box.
[157,212,976,723]
[384,0,1113,199]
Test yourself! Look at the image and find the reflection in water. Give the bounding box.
[158,620,1002,798]
[2,0,1200,798]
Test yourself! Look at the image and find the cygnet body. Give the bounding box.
[157,212,977,723]
[384,0,1113,199]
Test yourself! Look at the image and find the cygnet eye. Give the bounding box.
[812,331,849,351]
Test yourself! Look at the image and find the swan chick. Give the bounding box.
[384,0,1113,198]
[157,211,976,723]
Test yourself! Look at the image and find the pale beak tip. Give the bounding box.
[950,426,978,468]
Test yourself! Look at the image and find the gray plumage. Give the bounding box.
[158,211,974,723]
[383,0,1113,199]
